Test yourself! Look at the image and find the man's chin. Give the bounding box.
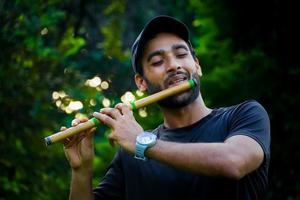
[158,88,199,108]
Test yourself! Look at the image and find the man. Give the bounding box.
[63,15,270,200]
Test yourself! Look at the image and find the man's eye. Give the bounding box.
[152,60,163,66]
[177,53,188,58]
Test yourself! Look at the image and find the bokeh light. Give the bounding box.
[101,81,109,90]
[102,98,111,107]
[136,90,144,97]
[86,76,101,87]
[68,101,83,110]
[40,27,48,35]
[138,108,147,118]
[90,99,96,106]
[121,91,135,103]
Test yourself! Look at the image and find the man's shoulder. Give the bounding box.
[211,100,269,125]
[221,100,266,114]
[227,99,261,109]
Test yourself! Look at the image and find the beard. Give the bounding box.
[144,72,200,108]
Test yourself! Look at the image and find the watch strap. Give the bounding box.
[134,142,148,161]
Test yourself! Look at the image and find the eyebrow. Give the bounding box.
[172,44,189,51]
[146,43,189,62]
[147,50,164,62]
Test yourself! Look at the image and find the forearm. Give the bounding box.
[69,170,94,200]
[146,139,253,179]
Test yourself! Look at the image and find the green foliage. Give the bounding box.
[59,27,86,57]
[0,0,298,199]
[100,0,128,60]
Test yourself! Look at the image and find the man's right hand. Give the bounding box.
[63,118,96,200]
[62,118,96,174]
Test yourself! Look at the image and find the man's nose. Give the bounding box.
[166,57,181,73]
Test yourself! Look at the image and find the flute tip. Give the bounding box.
[44,137,52,146]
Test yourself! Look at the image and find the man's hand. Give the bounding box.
[62,118,96,173]
[93,103,143,154]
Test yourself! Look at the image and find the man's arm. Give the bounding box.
[63,118,95,200]
[93,104,265,180]
[69,169,94,200]
[146,134,264,180]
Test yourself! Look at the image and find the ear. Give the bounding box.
[194,58,202,77]
[134,74,148,92]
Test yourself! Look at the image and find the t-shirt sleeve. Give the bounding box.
[227,100,271,159]
[93,149,125,200]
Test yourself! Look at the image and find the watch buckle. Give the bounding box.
[134,155,148,161]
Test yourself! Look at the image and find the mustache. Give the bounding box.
[163,71,191,86]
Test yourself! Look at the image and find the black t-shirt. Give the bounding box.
[93,100,271,200]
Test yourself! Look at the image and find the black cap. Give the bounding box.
[131,15,191,74]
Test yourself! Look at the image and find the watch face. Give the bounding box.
[137,132,157,145]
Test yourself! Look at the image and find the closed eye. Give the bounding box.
[152,60,163,66]
[177,53,188,58]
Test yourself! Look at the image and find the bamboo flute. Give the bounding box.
[44,79,197,146]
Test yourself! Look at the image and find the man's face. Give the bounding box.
[140,32,200,108]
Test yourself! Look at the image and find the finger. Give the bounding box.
[71,117,89,127]
[60,126,69,145]
[64,127,95,148]
[100,108,122,119]
[63,137,75,148]
[93,112,115,127]
[60,126,67,131]
[77,131,87,141]
[62,137,70,146]
[63,133,81,149]
[78,117,89,123]
[63,118,90,146]
[83,127,96,144]
[115,103,124,109]
[71,118,81,126]
[77,128,96,152]
[115,103,132,115]
[86,127,96,138]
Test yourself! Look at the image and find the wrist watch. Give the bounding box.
[135,131,157,161]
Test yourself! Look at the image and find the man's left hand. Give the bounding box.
[93,103,143,154]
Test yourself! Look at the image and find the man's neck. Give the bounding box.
[161,95,211,129]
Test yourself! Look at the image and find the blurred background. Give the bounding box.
[0,0,299,199]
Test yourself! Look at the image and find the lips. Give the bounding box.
[166,74,188,88]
